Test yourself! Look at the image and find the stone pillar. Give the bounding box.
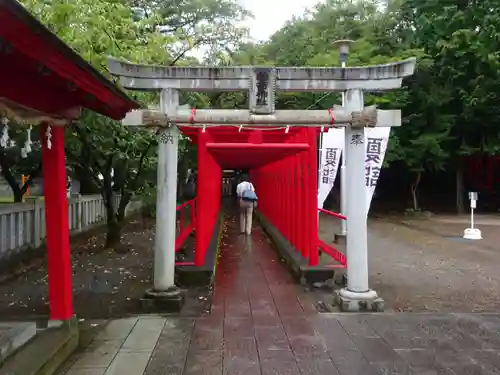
[145,88,183,311]
[338,89,384,312]
[336,43,352,244]
[339,62,347,238]
[41,124,73,320]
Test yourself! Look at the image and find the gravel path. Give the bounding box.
[0,218,208,320]
[319,214,500,312]
[1,211,499,318]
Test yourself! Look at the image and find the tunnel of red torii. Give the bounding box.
[108,57,416,312]
[0,0,139,321]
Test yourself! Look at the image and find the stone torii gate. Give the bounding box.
[108,57,416,311]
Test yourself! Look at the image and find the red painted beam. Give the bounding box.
[206,143,309,150]
[180,129,301,136]
[180,126,303,133]
[0,52,81,115]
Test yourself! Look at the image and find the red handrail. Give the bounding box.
[318,208,346,220]
[175,198,196,253]
[177,199,194,211]
[175,261,196,266]
[317,208,347,268]
[318,239,347,267]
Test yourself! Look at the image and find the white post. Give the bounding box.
[338,88,382,311]
[463,192,482,240]
[33,198,42,248]
[153,88,180,292]
[76,194,83,233]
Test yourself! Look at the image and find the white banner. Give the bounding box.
[364,127,390,212]
[317,128,344,209]
[317,127,390,213]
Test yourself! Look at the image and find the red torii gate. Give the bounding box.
[0,0,138,321]
[182,126,321,267]
[108,56,414,312]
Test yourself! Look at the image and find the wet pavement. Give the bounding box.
[60,214,500,375]
[318,214,500,312]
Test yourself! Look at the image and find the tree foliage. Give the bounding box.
[129,0,250,63]
[0,124,42,202]
[13,0,249,247]
[227,0,500,212]
[7,0,500,233]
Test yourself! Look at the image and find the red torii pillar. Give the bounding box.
[195,131,222,266]
[41,124,73,320]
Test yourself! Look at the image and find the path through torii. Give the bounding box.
[107,58,416,311]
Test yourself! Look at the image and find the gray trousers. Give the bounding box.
[239,199,254,234]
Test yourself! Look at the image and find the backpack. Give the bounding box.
[242,184,258,201]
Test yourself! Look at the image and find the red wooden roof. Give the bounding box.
[182,126,319,169]
[0,0,139,121]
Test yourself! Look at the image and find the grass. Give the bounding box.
[0,196,45,203]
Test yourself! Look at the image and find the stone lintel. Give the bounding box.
[121,107,401,128]
[114,76,406,92]
[107,57,416,92]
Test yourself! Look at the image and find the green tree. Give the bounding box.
[128,0,251,63]
[20,0,250,245]
[227,0,453,210]
[0,124,42,202]
[65,111,158,247]
[384,53,452,211]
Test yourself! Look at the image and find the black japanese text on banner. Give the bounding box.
[317,128,344,209]
[364,127,390,213]
[317,127,390,214]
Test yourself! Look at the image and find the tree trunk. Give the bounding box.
[410,172,422,211]
[116,193,131,223]
[455,162,465,214]
[13,190,23,203]
[0,158,22,202]
[177,152,189,201]
[105,217,122,249]
[177,176,184,201]
[75,165,100,194]
[102,180,120,248]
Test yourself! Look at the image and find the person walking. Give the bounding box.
[236,174,258,235]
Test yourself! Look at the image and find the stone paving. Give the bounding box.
[61,216,500,375]
[0,322,36,364]
[318,214,500,312]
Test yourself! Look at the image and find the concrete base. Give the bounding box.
[142,286,184,313]
[0,316,79,375]
[0,322,36,365]
[176,213,224,287]
[463,228,482,240]
[334,233,346,245]
[255,212,335,284]
[335,289,385,312]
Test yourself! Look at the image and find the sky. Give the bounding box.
[188,0,323,59]
[239,0,322,42]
